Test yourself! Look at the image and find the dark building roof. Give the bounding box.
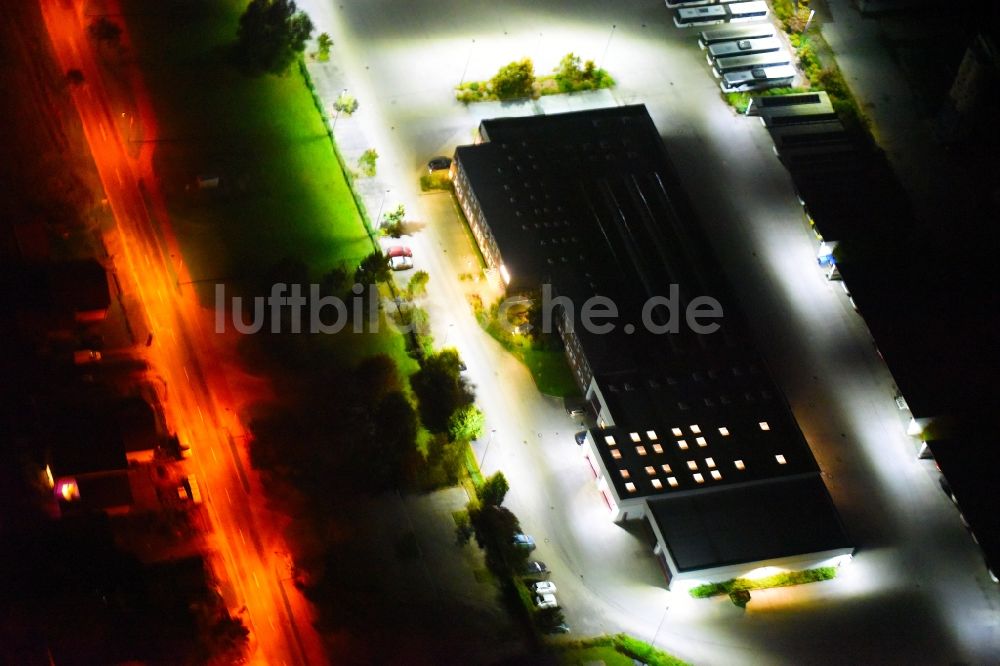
[648,474,852,572]
[70,472,134,511]
[48,259,110,314]
[928,435,1000,575]
[47,404,128,478]
[457,105,829,504]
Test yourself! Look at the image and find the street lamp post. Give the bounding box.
[459,39,476,86]
[599,24,617,72]
[481,429,497,470]
[375,189,390,230]
[331,87,348,133]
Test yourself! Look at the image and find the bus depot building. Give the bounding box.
[452,105,853,588]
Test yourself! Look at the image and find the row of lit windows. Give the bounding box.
[605,421,771,449]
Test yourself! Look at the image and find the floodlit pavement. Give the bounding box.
[299,0,1000,663]
[39,1,323,663]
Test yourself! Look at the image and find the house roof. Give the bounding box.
[648,474,852,572]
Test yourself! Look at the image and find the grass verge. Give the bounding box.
[557,635,689,666]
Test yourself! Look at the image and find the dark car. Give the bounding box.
[574,431,587,446]
[427,156,452,172]
[543,622,571,634]
[524,560,548,576]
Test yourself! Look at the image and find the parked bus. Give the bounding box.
[721,64,796,91]
[770,121,848,150]
[761,105,839,127]
[708,36,782,60]
[675,5,727,27]
[713,51,790,76]
[726,1,769,21]
[699,23,774,47]
[665,0,712,7]
[778,144,858,174]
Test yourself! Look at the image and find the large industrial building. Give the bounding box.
[453,106,852,587]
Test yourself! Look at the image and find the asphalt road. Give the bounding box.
[301,0,1000,663]
[38,1,323,663]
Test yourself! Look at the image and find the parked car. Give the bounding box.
[178,475,202,504]
[543,622,571,634]
[523,560,549,576]
[512,533,536,550]
[532,581,557,595]
[574,431,587,445]
[427,156,452,172]
[386,246,413,271]
[73,350,102,365]
[535,593,559,609]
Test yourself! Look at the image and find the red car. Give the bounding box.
[386,246,413,270]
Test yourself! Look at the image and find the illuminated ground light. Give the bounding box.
[55,478,80,502]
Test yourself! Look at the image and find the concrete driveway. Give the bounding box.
[298,0,1000,663]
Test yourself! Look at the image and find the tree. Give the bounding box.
[321,264,350,297]
[88,17,122,44]
[316,32,333,61]
[477,471,509,508]
[354,250,390,287]
[334,91,358,114]
[448,404,484,442]
[236,0,314,75]
[406,271,429,299]
[535,607,566,632]
[490,58,535,100]
[358,148,378,177]
[410,349,475,433]
[369,391,418,489]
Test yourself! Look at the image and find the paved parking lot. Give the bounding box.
[300,0,999,662]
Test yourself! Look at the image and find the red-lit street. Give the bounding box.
[38,1,323,663]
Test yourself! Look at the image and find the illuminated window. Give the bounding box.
[687,460,698,471]
[693,473,705,484]
[652,443,664,454]
[705,457,716,468]
[677,440,689,450]
[696,436,707,447]
[672,427,683,437]
[719,427,730,436]
[661,464,672,474]
[667,476,679,487]
[620,469,630,479]
[646,430,658,440]
[636,446,648,456]
[734,459,745,470]
[651,479,663,490]
[610,449,622,460]
[645,466,657,476]
[690,424,702,434]
[630,432,641,442]
[775,454,787,464]
[711,470,722,480]
[605,435,616,445]
[625,482,637,493]
[759,421,770,431]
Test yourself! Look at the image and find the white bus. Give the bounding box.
[770,121,848,150]
[675,5,728,27]
[726,1,770,22]
[665,0,713,7]
[708,36,782,60]
[713,51,790,76]
[699,23,775,48]
[720,64,796,91]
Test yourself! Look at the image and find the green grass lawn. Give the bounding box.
[121,1,412,368]
[558,646,634,665]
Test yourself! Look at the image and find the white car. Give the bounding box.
[532,581,557,595]
[535,593,559,609]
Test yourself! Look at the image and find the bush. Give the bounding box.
[358,148,378,177]
[689,566,838,598]
[490,58,535,100]
[316,32,332,61]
